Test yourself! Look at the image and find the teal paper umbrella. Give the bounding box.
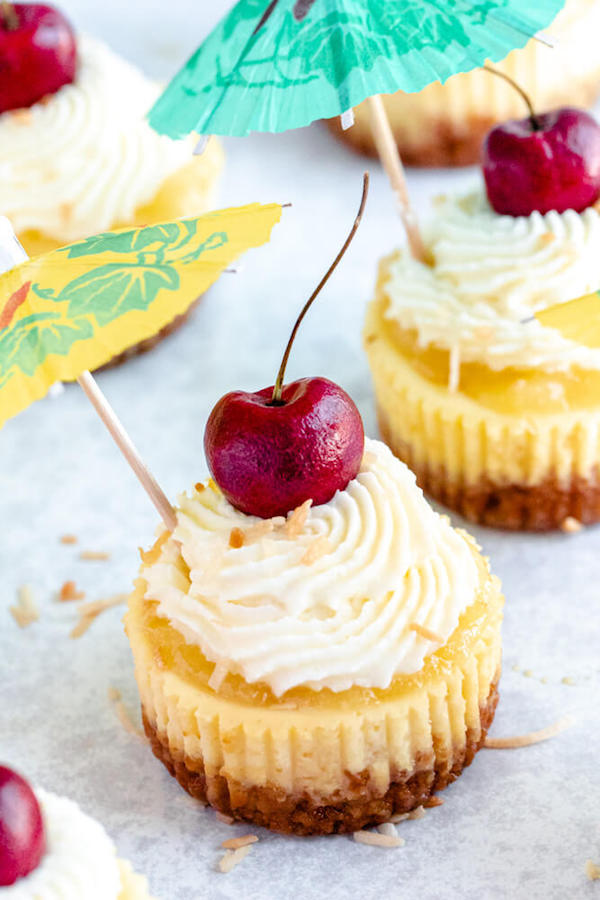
[149,0,563,257]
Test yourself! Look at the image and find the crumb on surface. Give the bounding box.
[108,685,144,739]
[561,516,583,533]
[484,715,574,749]
[195,482,205,493]
[561,676,575,686]
[221,835,258,850]
[9,586,39,628]
[60,534,78,545]
[80,550,110,561]
[586,860,600,881]
[216,812,235,826]
[218,844,252,873]
[353,830,404,848]
[70,594,127,639]
[59,580,85,602]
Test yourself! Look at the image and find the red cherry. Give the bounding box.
[0,3,77,113]
[204,174,369,519]
[205,377,365,518]
[483,103,600,217]
[0,766,46,886]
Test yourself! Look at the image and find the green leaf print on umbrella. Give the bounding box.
[148,0,564,139]
[0,310,93,383]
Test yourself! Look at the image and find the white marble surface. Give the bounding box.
[1,2,599,898]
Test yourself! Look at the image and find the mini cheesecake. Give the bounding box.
[125,440,503,835]
[365,191,600,530]
[329,0,600,166]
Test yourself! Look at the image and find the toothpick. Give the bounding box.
[0,224,176,534]
[77,372,176,531]
[366,94,425,262]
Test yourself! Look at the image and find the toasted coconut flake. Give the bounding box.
[561,516,583,533]
[218,844,252,873]
[300,536,330,565]
[586,860,600,881]
[208,662,228,692]
[59,580,85,602]
[108,686,144,738]
[229,528,245,549]
[221,834,258,850]
[70,594,127,639]
[484,715,574,749]
[139,531,170,565]
[409,805,426,820]
[423,796,444,808]
[377,823,398,838]
[216,812,235,826]
[80,550,110,561]
[285,499,312,537]
[353,830,404,848]
[9,585,39,628]
[60,534,78,545]
[244,520,275,543]
[195,482,205,493]
[448,345,460,393]
[12,108,32,124]
[409,622,444,643]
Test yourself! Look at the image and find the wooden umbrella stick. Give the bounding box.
[77,371,177,531]
[366,94,426,262]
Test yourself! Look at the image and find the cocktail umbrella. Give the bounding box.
[535,292,600,348]
[0,203,282,528]
[148,0,563,258]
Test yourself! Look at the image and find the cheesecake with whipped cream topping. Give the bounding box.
[366,189,600,530]
[1,35,223,257]
[125,439,503,835]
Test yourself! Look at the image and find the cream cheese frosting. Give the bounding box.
[0,36,196,242]
[383,188,600,372]
[142,439,479,696]
[3,789,122,899]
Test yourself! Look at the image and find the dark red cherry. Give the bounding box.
[203,175,369,519]
[0,766,45,886]
[0,4,77,113]
[205,377,365,518]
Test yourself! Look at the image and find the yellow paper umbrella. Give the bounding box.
[535,291,600,349]
[0,203,282,526]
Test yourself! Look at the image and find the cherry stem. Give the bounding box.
[483,65,539,131]
[1,1,19,30]
[270,172,369,405]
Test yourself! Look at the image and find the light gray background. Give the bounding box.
[1,2,599,898]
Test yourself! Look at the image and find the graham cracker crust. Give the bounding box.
[141,682,498,836]
[378,408,600,531]
[98,299,202,370]
[326,113,495,167]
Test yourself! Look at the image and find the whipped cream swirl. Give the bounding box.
[0,36,197,242]
[383,189,600,371]
[4,789,122,899]
[143,440,479,696]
